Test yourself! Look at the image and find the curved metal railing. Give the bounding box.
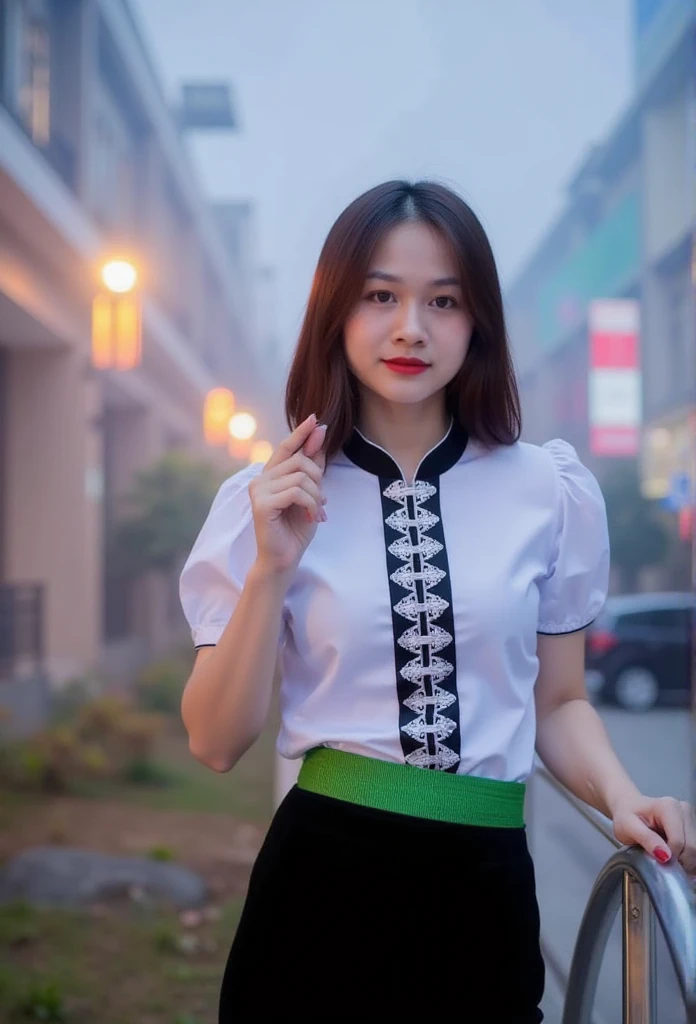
[533,764,696,1023]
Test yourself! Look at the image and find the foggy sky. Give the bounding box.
[133,0,632,359]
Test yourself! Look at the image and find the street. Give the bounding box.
[533,708,692,1023]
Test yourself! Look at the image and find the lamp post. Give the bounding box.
[91,259,142,370]
[227,412,257,460]
[204,388,236,446]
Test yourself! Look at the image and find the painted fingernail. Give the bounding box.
[654,847,671,864]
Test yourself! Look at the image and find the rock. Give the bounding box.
[0,847,208,910]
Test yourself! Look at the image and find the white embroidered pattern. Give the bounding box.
[384,480,459,771]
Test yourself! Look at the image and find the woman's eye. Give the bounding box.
[367,290,395,304]
[432,295,457,309]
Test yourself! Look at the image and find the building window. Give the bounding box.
[15,0,51,145]
[89,83,138,233]
[155,174,192,335]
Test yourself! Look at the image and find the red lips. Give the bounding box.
[382,358,430,375]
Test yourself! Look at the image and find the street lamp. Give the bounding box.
[101,260,138,294]
[92,258,142,370]
[204,388,236,446]
[229,412,257,441]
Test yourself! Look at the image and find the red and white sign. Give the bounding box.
[588,299,641,457]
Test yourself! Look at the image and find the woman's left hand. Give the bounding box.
[612,795,696,873]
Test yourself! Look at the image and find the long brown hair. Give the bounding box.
[285,180,521,459]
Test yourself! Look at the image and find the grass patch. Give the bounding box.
[90,718,277,822]
[0,693,278,1019]
[147,844,177,862]
[0,897,244,1023]
[119,713,277,821]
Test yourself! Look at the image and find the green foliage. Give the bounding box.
[0,695,164,794]
[147,844,177,862]
[601,461,670,589]
[109,451,225,575]
[49,676,104,725]
[0,900,40,946]
[135,658,189,716]
[152,922,179,954]
[16,978,66,1021]
[123,758,177,788]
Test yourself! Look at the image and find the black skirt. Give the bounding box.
[219,785,545,1022]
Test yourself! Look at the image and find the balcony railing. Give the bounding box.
[0,582,44,681]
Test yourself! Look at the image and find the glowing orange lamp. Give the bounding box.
[91,259,142,370]
[204,388,236,446]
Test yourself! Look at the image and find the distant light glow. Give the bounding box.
[229,412,257,441]
[250,440,273,464]
[102,260,138,294]
[649,428,671,450]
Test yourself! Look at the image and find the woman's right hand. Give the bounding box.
[249,414,328,576]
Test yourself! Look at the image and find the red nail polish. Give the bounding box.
[654,848,670,864]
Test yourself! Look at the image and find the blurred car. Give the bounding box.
[584,592,694,711]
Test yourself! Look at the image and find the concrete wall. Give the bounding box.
[4,346,103,683]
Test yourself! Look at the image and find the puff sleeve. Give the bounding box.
[179,463,270,648]
[537,439,610,635]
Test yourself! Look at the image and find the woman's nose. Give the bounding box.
[394,300,425,344]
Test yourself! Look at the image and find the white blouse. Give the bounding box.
[180,423,610,783]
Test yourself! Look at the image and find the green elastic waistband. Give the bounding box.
[297,748,525,828]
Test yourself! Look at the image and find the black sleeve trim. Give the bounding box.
[537,617,596,637]
[194,643,217,649]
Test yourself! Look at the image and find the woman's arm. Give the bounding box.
[534,630,696,872]
[181,414,327,774]
[181,563,290,772]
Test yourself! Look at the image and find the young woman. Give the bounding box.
[180,180,696,1022]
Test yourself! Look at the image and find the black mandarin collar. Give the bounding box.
[342,419,469,481]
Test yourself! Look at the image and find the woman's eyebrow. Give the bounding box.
[366,271,460,287]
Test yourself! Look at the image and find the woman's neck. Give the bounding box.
[357,397,451,483]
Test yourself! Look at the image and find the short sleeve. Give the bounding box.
[179,463,266,648]
[537,439,610,635]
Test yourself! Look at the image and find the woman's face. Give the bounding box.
[344,220,473,410]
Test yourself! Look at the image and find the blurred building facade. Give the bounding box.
[0,0,282,700]
[507,0,695,592]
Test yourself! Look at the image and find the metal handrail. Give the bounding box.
[532,763,696,1023]
[563,847,696,1023]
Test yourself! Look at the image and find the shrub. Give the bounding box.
[16,978,67,1021]
[122,758,176,787]
[50,675,105,725]
[0,694,164,794]
[135,658,188,716]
